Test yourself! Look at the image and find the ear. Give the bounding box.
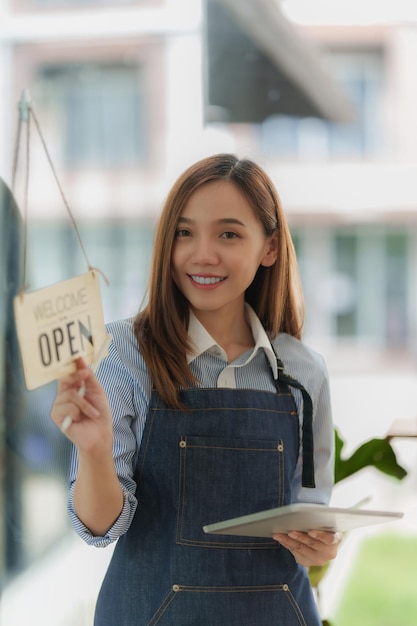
[260,232,278,267]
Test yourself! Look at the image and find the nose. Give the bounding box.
[190,235,219,265]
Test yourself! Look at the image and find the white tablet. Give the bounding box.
[203,503,403,537]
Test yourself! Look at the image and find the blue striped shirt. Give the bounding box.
[69,306,334,547]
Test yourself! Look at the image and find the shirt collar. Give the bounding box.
[186,304,278,379]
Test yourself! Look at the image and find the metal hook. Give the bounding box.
[17,89,31,122]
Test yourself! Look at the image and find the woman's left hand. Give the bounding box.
[273,530,343,567]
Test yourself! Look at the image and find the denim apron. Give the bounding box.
[94,359,321,626]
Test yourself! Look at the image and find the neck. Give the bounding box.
[193,305,255,360]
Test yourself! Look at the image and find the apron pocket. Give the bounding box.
[176,435,285,548]
[147,584,308,626]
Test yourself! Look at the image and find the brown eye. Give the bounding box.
[221,231,239,239]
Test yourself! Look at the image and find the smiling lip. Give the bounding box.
[189,274,226,287]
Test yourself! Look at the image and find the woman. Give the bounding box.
[51,154,341,625]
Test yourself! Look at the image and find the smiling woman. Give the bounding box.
[137,153,303,409]
[48,153,340,626]
[171,180,279,346]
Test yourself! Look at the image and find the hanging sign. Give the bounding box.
[14,270,107,390]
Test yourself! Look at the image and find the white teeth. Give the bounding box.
[191,275,225,285]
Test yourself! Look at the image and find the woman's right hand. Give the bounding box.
[52,356,125,535]
[50,356,113,455]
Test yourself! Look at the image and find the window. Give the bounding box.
[385,232,408,346]
[333,233,358,336]
[37,63,146,167]
[293,225,410,346]
[259,49,384,158]
[327,50,383,156]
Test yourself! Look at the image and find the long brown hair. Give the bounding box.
[134,154,304,408]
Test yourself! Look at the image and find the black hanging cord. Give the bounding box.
[273,350,316,488]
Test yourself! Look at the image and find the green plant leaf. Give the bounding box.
[309,431,408,625]
[334,430,407,483]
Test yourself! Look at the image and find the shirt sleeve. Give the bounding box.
[67,319,151,547]
[68,481,138,548]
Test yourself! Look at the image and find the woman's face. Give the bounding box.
[171,180,278,322]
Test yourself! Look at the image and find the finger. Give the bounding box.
[55,401,100,436]
[287,531,340,554]
[51,390,101,428]
[60,395,100,420]
[57,367,90,394]
[51,400,80,433]
[274,532,311,552]
[272,534,315,566]
[60,394,92,433]
[273,531,338,566]
[57,361,106,404]
[273,533,303,554]
[308,530,343,545]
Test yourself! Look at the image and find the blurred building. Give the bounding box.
[267,17,417,370]
[1,0,417,622]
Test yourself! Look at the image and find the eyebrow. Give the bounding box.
[177,217,247,227]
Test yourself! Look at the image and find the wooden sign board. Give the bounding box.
[14,271,107,390]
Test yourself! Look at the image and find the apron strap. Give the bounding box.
[273,352,316,489]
